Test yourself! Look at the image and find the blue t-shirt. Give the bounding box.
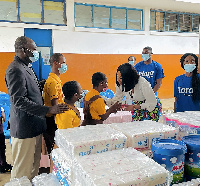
[134,60,164,89]
[174,74,200,112]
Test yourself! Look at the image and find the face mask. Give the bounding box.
[184,64,196,73]
[129,61,135,66]
[142,54,150,61]
[29,51,39,62]
[58,63,67,74]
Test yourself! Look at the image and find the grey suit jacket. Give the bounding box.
[5,56,49,139]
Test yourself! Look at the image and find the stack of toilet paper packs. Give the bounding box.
[52,121,176,185]
[163,111,200,140]
[109,120,179,157]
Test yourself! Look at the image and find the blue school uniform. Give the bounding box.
[174,74,200,112]
[134,60,164,90]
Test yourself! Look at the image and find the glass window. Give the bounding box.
[151,10,199,33]
[155,12,164,31]
[20,0,42,23]
[75,4,93,27]
[0,0,17,22]
[150,11,156,30]
[128,9,142,30]
[165,13,178,31]
[179,14,192,32]
[111,8,126,29]
[192,15,200,33]
[43,1,65,25]
[94,6,110,28]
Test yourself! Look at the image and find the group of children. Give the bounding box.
[54,53,200,130]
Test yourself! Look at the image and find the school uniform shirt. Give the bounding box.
[84,89,106,120]
[106,76,157,112]
[134,60,164,89]
[43,73,64,107]
[55,107,80,129]
[174,74,200,112]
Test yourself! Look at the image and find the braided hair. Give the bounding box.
[180,53,200,102]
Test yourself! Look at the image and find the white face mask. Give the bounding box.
[29,51,39,62]
[129,60,135,66]
[184,64,196,73]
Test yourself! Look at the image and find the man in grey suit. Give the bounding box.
[5,36,68,180]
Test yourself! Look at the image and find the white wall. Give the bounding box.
[52,29,199,54]
[0,27,24,52]
[0,0,199,54]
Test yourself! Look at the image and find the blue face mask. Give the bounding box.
[29,51,39,62]
[142,54,150,61]
[184,64,196,73]
[129,61,135,66]
[58,63,67,74]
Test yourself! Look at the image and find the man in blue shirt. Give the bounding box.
[134,46,164,95]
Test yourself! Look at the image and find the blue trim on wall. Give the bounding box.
[63,0,67,25]
[41,0,44,24]
[17,0,20,22]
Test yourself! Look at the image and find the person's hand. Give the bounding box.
[124,104,141,111]
[110,101,121,113]
[124,105,134,111]
[47,104,68,115]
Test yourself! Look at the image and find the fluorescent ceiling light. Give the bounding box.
[176,0,200,3]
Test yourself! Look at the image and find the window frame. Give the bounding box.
[150,9,199,33]
[0,0,67,26]
[74,2,144,31]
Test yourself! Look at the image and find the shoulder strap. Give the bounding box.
[67,104,81,119]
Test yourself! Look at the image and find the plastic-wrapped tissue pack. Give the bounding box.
[51,148,73,185]
[73,148,171,186]
[32,173,61,186]
[109,120,178,150]
[4,176,32,186]
[55,124,127,158]
[172,178,200,186]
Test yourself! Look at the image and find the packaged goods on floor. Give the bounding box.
[55,124,127,158]
[163,111,200,140]
[52,147,171,186]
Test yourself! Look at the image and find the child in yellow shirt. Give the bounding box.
[82,72,121,126]
[55,81,82,129]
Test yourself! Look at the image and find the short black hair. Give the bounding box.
[14,36,29,50]
[128,56,136,61]
[180,53,200,102]
[62,81,79,100]
[116,63,139,92]
[143,46,152,53]
[92,72,107,87]
[49,53,64,66]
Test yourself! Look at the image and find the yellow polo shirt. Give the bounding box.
[43,73,64,106]
[84,89,106,120]
[55,107,80,129]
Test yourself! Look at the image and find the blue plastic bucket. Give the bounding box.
[181,135,200,180]
[151,139,187,184]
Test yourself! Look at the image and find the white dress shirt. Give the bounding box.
[106,76,157,112]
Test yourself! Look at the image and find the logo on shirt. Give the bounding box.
[178,87,193,94]
[139,71,154,78]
